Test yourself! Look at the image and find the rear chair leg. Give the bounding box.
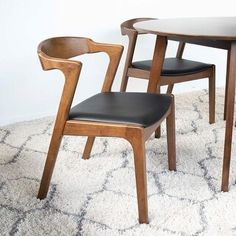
[155,86,162,138]
[120,75,129,92]
[166,96,176,171]
[166,84,174,94]
[155,127,161,138]
[82,136,95,159]
[209,66,215,124]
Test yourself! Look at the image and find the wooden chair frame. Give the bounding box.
[37,37,176,224]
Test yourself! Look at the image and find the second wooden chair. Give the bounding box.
[120,18,215,124]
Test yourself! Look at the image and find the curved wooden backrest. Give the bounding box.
[37,37,124,131]
[38,37,91,59]
[120,18,158,82]
[121,18,158,35]
[37,37,124,92]
[120,18,185,62]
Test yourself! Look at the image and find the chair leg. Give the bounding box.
[209,67,215,124]
[166,84,174,94]
[120,75,129,92]
[130,134,148,224]
[37,132,62,199]
[156,84,174,138]
[82,136,95,159]
[155,127,161,138]
[155,85,161,138]
[166,97,176,171]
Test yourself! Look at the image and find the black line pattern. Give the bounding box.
[1,88,236,236]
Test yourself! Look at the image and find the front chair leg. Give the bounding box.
[38,132,62,199]
[82,136,95,159]
[129,133,148,224]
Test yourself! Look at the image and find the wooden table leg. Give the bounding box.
[224,49,230,120]
[147,36,167,93]
[221,42,236,192]
[147,36,167,139]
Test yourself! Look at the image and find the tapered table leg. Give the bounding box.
[221,42,236,192]
[147,36,167,93]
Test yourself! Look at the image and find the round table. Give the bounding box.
[134,17,236,192]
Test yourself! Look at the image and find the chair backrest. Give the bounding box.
[121,17,158,35]
[121,18,185,61]
[121,18,157,74]
[38,37,123,92]
[37,37,124,126]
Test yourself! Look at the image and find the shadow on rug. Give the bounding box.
[1,88,236,235]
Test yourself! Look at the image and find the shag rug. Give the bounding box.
[1,88,236,236]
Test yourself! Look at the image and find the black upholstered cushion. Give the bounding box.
[132,58,213,76]
[69,92,172,127]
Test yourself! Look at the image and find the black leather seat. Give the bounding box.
[133,58,213,76]
[69,92,172,127]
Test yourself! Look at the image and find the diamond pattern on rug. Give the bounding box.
[1,88,236,235]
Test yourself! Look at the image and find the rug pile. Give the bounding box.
[1,88,236,235]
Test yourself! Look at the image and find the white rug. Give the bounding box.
[1,88,236,236]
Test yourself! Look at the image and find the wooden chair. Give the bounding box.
[120,18,216,127]
[37,37,176,224]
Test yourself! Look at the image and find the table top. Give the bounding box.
[134,17,236,41]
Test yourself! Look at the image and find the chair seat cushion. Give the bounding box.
[132,58,213,76]
[69,92,172,127]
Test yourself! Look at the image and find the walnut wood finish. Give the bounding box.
[221,42,236,191]
[120,18,215,125]
[37,37,176,224]
[134,17,236,192]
